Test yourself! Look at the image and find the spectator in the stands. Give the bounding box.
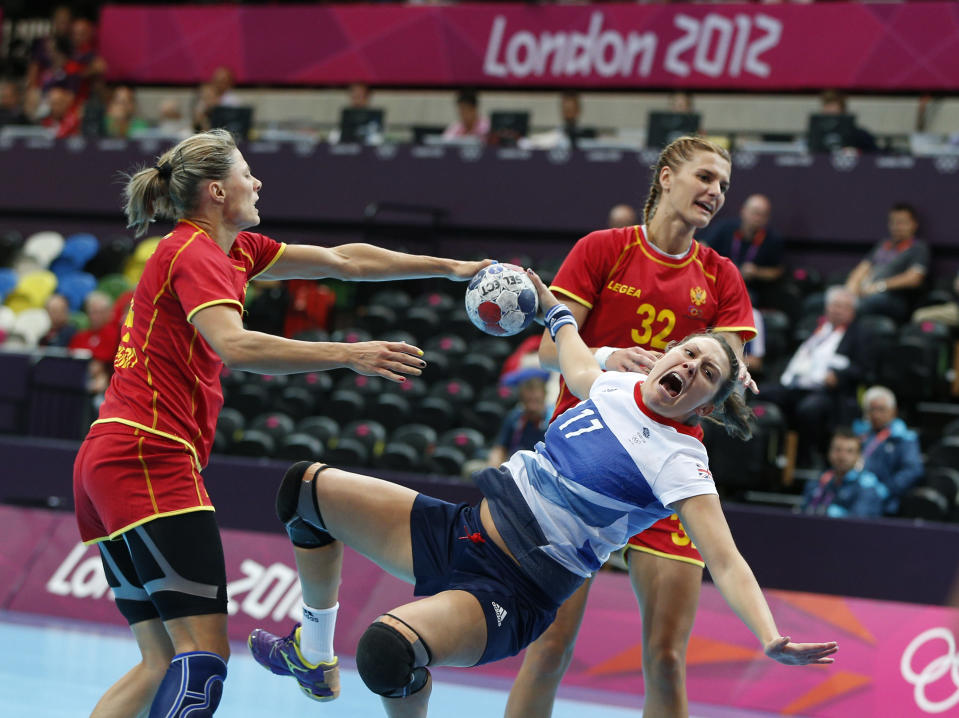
[192,66,240,132]
[801,428,886,518]
[0,78,29,127]
[26,5,73,92]
[154,97,192,140]
[327,82,380,145]
[845,202,929,322]
[69,290,121,395]
[346,82,372,110]
[699,194,784,308]
[486,360,552,469]
[668,90,695,114]
[443,89,489,141]
[104,85,147,138]
[67,17,106,104]
[40,81,80,138]
[761,286,867,467]
[209,65,240,107]
[524,91,595,150]
[819,89,878,153]
[912,269,959,328]
[853,386,924,516]
[39,293,76,348]
[607,203,637,229]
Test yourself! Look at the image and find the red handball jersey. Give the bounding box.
[91,220,284,469]
[549,225,755,421]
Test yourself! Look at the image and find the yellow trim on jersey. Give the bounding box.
[637,229,700,270]
[81,506,216,545]
[186,298,244,323]
[623,543,706,567]
[192,463,205,505]
[235,246,255,266]
[92,418,201,470]
[252,242,287,278]
[549,285,593,310]
[136,436,159,514]
[712,325,758,341]
[179,219,209,236]
[154,231,202,305]
[603,226,643,281]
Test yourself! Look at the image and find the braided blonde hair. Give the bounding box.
[643,136,731,225]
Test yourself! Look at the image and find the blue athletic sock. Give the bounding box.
[148,651,227,718]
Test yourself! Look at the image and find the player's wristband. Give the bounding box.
[545,304,578,341]
[593,346,616,370]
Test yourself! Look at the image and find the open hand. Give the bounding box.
[605,347,661,374]
[739,364,759,394]
[451,259,495,280]
[764,636,838,666]
[525,268,560,318]
[347,341,427,382]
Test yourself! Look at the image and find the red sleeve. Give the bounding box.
[549,228,627,309]
[711,257,757,341]
[234,232,285,278]
[171,239,245,321]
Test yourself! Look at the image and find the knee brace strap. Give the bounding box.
[355,616,432,698]
[148,651,226,718]
[276,461,335,549]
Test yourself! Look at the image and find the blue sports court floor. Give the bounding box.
[3,611,798,717]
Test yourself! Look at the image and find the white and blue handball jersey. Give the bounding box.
[495,371,717,578]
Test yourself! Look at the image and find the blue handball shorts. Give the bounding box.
[409,493,561,665]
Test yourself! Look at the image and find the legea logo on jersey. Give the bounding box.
[689,286,707,306]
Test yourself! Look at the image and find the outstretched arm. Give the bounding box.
[537,299,662,375]
[528,269,601,400]
[260,243,492,282]
[192,304,425,381]
[674,493,838,666]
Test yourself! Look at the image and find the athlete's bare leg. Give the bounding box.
[628,551,702,718]
[162,612,231,660]
[375,590,488,718]
[89,617,175,718]
[287,462,490,717]
[503,576,594,718]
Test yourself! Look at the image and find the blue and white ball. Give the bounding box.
[465,263,539,336]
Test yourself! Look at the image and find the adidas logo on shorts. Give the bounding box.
[491,601,507,627]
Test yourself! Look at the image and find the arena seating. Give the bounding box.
[0,204,955,518]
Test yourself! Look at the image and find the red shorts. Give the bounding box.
[73,425,213,544]
[625,514,704,567]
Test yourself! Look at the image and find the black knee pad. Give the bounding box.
[276,461,335,549]
[355,616,432,698]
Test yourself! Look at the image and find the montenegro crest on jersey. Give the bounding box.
[689,286,707,306]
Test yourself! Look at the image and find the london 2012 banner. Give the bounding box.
[98,3,959,90]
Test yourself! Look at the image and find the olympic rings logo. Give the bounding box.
[900,627,959,714]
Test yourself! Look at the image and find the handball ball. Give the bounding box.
[465,263,539,336]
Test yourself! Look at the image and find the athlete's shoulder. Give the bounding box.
[578,226,637,249]
[235,230,277,247]
[694,241,739,276]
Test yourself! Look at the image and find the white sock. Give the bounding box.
[299,603,338,665]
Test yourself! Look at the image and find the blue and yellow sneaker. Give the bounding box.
[248,624,340,702]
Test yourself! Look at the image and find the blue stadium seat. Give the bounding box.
[53,233,100,276]
[0,268,18,303]
[57,272,98,311]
